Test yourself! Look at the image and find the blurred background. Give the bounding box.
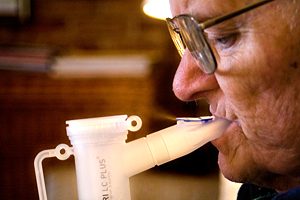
[0,0,239,199]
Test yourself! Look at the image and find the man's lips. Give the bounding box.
[211,120,238,152]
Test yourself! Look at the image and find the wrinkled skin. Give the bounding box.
[170,0,300,191]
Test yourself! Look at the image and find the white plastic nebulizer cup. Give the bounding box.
[66,115,139,200]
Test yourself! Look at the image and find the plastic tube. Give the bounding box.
[123,117,230,177]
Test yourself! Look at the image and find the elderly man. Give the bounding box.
[166,0,300,199]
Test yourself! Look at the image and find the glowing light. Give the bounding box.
[142,0,172,20]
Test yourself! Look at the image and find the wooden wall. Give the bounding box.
[0,0,170,52]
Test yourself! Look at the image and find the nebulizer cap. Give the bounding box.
[66,115,142,145]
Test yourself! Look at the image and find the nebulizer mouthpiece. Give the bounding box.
[123,116,230,177]
[34,115,230,200]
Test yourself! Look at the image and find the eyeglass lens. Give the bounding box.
[167,16,217,74]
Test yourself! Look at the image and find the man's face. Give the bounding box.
[170,0,300,190]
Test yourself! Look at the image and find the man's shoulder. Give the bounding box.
[273,187,300,200]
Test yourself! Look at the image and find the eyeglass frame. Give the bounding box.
[166,0,274,74]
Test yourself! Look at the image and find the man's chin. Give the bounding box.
[217,151,249,184]
[218,153,237,182]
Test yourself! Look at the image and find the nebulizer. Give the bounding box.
[34,114,229,200]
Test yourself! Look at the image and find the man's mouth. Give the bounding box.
[210,120,240,153]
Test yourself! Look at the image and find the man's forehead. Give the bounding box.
[169,0,245,19]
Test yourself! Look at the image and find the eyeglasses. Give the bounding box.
[166,0,274,74]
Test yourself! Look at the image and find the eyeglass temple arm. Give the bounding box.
[200,0,274,29]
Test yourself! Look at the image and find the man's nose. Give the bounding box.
[172,51,219,101]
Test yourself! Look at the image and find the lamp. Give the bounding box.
[142,0,172,20]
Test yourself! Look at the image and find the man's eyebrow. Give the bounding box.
[204,20,245,36]
[190,3,235,23]
[189,13,214,24]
